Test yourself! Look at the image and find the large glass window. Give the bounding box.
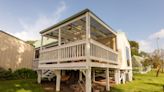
[126,47,130,66]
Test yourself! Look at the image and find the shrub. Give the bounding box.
[13,68,37,79]
[0,67,13,80]
[0,67,37,80]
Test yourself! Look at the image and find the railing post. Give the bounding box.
[85,12,91,66]
[58,28,61,63]
[40,36,43,51]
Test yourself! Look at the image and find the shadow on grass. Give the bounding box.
[144,82,164,87]
[110,87,124,92]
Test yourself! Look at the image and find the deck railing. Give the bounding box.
[33,58,39,70]
[39,40,86,63]
[90,39,118,63]
[39,39,118,64]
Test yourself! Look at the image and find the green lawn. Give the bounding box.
[111,70,164,92]
[0,79,43,92]
[0,71,164,92]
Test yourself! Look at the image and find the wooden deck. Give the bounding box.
[38,39,118,70]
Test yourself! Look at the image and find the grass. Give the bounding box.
[111,70,164,92]
[0,79,44,92]
[0,70,164,92]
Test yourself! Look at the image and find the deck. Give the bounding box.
[38,39,119,69]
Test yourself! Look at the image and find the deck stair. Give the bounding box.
[42,70,55,81]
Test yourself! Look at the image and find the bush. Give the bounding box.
[13,68,37,79]
[0,67,37,80]
[0,68,13,80]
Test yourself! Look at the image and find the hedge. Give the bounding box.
[0,67,37,80]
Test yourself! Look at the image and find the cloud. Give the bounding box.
[149,29,164,39]
[13,1,67,41]
[139,29,164,53]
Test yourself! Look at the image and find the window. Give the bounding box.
[126,47,130,66]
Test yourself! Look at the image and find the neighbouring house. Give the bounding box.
[0,30,34,70]
[35,9,132,92]
[132,55,151,74]
[132,55,144,73]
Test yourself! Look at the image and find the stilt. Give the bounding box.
[121,71,126,84]
[106,68,110,91]
[79,70,83,81]
[114,69,120,84]
[128,70,133,81]
[54,70,61,92]
[92,69,95,82]
[37,70,42,84]
[86,67,91,92]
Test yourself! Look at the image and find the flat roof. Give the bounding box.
[40,9,117,34]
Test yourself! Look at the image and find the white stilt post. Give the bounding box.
[106,68,110,91]
[55,70,61,92]
[115,69,120,84]
[86,67,91,92]
[92,69,95,82]
[121,71,126,84]
[79,70,82,81]
[37,70,42,84]
[128,70,133,81]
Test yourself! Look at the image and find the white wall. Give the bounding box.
[117,32,132,70]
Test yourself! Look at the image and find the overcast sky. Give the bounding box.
[0,0,164,52]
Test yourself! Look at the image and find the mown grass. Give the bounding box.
[0,70,164,92]
[0,79,44,92]
[111,70,164,92]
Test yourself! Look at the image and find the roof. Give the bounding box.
[33,38,57,48]
[132,55,144,67]
[0,30,33,47]
[40,9,117,34]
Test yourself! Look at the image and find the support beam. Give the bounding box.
[54,70,61,92]
[114,69,120,84]
[121,71,126,84]
[40,36,43,51]
[92,69,95,82]
[79,71,83,81]
[128,70,133,81]
[106,68,110,91]
[37,70,42,84]
[86,67,91,92]
[112,37,116,51]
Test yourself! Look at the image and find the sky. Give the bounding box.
[0,0,164,53]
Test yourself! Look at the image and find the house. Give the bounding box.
[36,9,132,92]
[0,30,34,70]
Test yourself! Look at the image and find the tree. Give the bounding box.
[129,41,139,56]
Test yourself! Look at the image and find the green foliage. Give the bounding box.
[129,41,139,56]
[13,68,37,79]
[0,68,37,80]
[0,68,13,80]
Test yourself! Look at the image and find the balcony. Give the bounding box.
[38,39,118,69]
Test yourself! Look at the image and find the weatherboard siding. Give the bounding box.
[0,31,34,70]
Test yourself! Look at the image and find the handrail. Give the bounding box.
[90,39,118,54]
[41,40,86,53]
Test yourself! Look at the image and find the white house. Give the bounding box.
[35,9,132,92]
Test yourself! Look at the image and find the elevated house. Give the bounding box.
[36,9,132,92]
[0,30,34,70]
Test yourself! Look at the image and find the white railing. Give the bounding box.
[39,40,86,63]
[33,58,39,70]
[90,39,118,63]
[39,39,118,64]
